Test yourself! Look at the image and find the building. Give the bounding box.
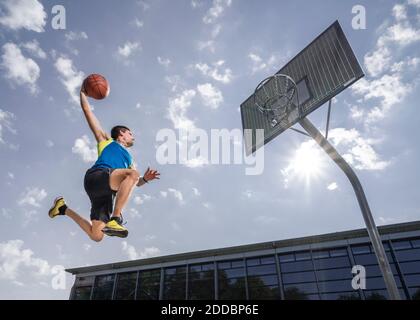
[66,220,420,300]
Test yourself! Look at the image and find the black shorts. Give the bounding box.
[84,167,116,223]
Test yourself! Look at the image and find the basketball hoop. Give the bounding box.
[253,74,300,128]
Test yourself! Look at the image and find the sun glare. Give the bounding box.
[287,141,325,185]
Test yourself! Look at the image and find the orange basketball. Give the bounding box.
[82,74,110,100]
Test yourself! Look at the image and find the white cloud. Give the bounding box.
[192,188,201,196]
[191,0,204,8]
[378,21,420,47]
[393,4,407,21]
[1,43,40,94]
[168,188,184,204]
[157,56,171,67]
[349,105,365,121]
[46,140,54,148]
[132,18,144,28]
[183,156,209,168]
[83,244,91,252]
[8,172,14,179]
[165,75,182,92]
[197,40,216,53]
[117,41,141,58]
[128,208,142,219]
[72,135,97,163]
[65,31,88,41]
[327,182,338,191]
[160,191,168,198]
[364,46,391,77]
[21,40,46,59]
[168,89,197,130]
[133,194,152,205]
[211,24,222,38]
[0,0,46,32]
[329,128,390,170]
[352,74,412,124]
[408,0,420,7]
[54,56,85,104]
[0,240,53,281]
[203,0,232,24]
[0,109,16,144]
[197,83,223,109]
[248,52,281,74]
[194,61,233,83]
[121,242,160,260]
[18,187,47,207]
[137,0,150,11]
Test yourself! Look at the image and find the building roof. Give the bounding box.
[66,220,420,275]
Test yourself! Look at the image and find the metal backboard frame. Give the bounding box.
[241,20,364,155]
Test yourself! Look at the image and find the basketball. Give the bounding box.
[82,74,110,100]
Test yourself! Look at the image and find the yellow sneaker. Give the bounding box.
[103,217,128,238]
[48,196,67,218]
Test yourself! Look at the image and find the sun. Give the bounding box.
[284,141,325,186]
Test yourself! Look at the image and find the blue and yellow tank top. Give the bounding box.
[91,138,133,169]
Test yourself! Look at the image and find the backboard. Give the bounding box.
[241,20,364,155]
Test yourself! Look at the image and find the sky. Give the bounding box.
[0,0,419,299]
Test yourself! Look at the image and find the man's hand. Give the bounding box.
[143,167,160,183]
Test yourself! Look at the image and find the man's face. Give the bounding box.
[120,129,135,147]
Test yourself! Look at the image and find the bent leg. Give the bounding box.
[109,169,139,217]
[65,207,105,242]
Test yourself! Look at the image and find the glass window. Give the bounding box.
[364,290,387,300]
[391,240,412,250]
[249,285,279,300]
[295,251,311,261]
[188,263,215,300]
[283,282,318,298]
[217,262,231,269]
[353,252,394,265]
[163,266,186,300]
[137,269,160,300]
[313,256,350,270]
[351,245,371,255]
[395,248,420,262]
[399,261,420,275]
[73,286,92,300]
[247,264,277,276]
[114,272,137,300]
[278,253,294,263]
[330,248,348,257]
[366,276,402,290]
[246,258,260,267]
[312,250,329,259]
[281,260,314,273]
[316,268,352,282]
[224,268,245,278]
[364,263,398,277]
[218,260,246,300]
[321,292,360,300]
[260,256,275,265]
[282,271,316,284]
[248,275,278,287]
[409,287,420,300]
[317,279,353,293]
[92,274,115,300]
[405,274,420,287]
[231,260,245,268]
[411,239,420,249]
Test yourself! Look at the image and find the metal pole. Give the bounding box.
[298,117,401,300]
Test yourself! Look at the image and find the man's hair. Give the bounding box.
[111,125,130,140]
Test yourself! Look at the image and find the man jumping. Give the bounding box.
[48,87,160,241]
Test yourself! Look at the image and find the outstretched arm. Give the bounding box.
[80,88,110,143]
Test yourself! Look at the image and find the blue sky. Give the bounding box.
[0,0,419,299]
